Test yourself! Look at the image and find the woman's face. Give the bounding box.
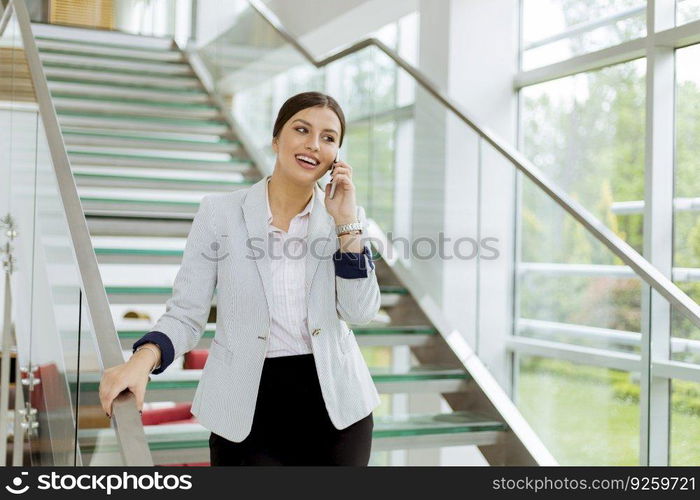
[272,105,341,185]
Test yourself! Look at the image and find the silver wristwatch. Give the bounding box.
[335,221,363,236]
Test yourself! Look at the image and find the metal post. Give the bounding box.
[189,0,197,47]
[12,323,25,466]
[0,214,17,466]
[640,0,675,466]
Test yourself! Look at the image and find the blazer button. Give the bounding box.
[258,335,267,340]
[311,328,321,336]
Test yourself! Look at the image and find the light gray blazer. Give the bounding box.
[150,176,382,442]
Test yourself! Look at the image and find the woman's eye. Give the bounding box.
[296,127,335,142]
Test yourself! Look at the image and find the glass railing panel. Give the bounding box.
[35,115,129,466]
[520,59,647,251]
[674,43,700,366]
[670,379,700,465]
[2,5,132,465]
[672,41,700,466]
[1,7,43,464]
[516,174,644,353]
[516,354,641,465]
[521,0,647,70]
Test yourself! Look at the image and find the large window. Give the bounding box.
[521,0,646,70]
[673,45,700,366]
[515,0,700,466]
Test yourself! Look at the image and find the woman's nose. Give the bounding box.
[306,138,320,151]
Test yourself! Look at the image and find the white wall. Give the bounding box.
[264,0,417,58]
[414,0,519,391]
[410,0,519,466]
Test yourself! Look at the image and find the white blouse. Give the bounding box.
[264,176,315,358]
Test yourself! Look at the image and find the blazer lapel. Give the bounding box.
[241,177,274,319]
[241,176,335,320]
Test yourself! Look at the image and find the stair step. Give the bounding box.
[34,32,174,52]
[54,97,221,120]
[75,171,254,192]
[55,95,217,112]
[117,325,438,349]
[77,411,505,464]
[105,285,407,305]
[69,150,248,171]
[44,67,202,90]
[39,52,193,75]
[92,236,187,265]
[47,81,211,104]
[88,216,194,237]
[47,77,207,95]
[81,195,201,219]
[36,41,185,63]
[64,131,238,153]
[59,113,228,135]
[77,366,469,405]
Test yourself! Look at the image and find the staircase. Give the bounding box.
[32,24,512,465]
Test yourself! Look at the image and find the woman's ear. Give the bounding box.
[272,137,278,153]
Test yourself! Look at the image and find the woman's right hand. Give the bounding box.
[99,350,156,418]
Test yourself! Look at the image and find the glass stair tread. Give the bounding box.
[39,52,192,74]
[78,411,506,451]
[69,150,246,164]
[352,325,437,335]
[59,111,226,126]
[76,173,253,187]
[41,61,196,79]
[373,411,506,437]
[37,47,185,64]
[47,77,207,94]
[35,35,176,53]
[116,325,435,340]
[80,197,201,207]
[77,366,467,392]
[117,328,216,339]
[106,285,407,293]
[54,95,218,111]
[65,130,234,145]
[375,285,408,294]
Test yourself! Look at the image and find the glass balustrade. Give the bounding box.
[1,3,134,465]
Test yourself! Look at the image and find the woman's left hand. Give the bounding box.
[324,161,358,224]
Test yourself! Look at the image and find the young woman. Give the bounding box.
[99,91,382,466]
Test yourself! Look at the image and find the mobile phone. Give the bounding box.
[329,149,340,199]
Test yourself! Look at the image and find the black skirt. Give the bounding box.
[209,353,374,466]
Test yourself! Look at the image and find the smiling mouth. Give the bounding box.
[295,156,319,169]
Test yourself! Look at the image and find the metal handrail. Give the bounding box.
[246,0,700,328]
[0,0,12,34]
[2,0,153,465]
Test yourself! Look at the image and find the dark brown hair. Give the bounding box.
[272,91,346,147]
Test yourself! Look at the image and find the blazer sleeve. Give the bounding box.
[133,195,218,373]
[334,205,381,325]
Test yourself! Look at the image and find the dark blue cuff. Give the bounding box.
[333,245,375,279]
[132,331,174,375]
